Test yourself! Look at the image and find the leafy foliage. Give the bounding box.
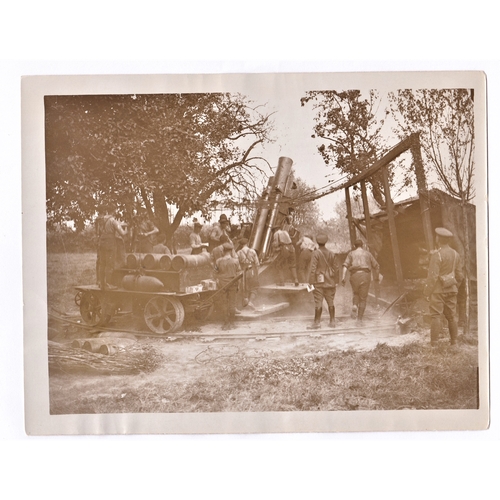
[388,89,475,202]
[288,176,322,229]
[301,90,388,206]
[45,93,274,237]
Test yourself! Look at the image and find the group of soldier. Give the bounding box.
[196,214,383,331]
[96,206,464,344]
[201,216,464,344]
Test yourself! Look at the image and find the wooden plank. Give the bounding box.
[259,283,309,292]
[345,187,357,247]
[381,165,404,292]
[360,180,373,248]
[236,302,290,319]
[411,135,434,253]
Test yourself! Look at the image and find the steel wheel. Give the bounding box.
[80,291,111,327]
[144,296,185,334]
[74,291,83,307]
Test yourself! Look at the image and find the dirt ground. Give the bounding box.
[49,285,428,387]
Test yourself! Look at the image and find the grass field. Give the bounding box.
[47,252,480,414]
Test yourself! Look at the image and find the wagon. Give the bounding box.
[75,251,240,335]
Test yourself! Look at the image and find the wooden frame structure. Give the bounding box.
[338,133,434,293]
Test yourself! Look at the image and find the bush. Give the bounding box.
[47,225,98,253]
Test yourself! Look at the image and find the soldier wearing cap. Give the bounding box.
[341,239,380,322]
[423,227,464,346]
[215,242,242,330]
[208,214,231,252]
[211,233,237,262]
[307,232,338,329]
[189,221,208,255]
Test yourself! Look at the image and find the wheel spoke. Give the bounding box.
[144,296,184,334]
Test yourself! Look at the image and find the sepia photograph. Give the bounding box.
[22,71,489,434]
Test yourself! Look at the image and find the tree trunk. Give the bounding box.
[461,198,471,336]
[152,190,171,236]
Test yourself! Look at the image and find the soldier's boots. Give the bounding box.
[307,308,322,330]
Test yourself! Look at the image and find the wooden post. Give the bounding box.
[345,187,357,248]
[360,180,373,249]
[381,166,404,292]
[411,134,434,254]
[361,180,379,305]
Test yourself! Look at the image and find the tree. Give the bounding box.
[388,89,475,202]
[45,93,274,241]
[288,176,322,229]
[300,89,388,206]
[389,88,475,333]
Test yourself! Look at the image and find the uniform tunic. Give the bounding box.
[309,246,337,307]
[423,245,464,343]
[215,254,241,323]
[237,245,260,292]
[98,215,124,288]
[189,232,203,255]
[136,219,157,253]
[343,247,380,319]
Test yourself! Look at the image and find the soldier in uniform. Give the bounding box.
[271,225,299,286]
[341,239,380,322]
[237,238,260,309]
[97,206,128,290]
[423,227,464,346]
[211,233,237,262]
[135,211,159,253]
[297,233,318,283]
[208,214,230,252]
[189,222,208,255]
[152,233,171,255]
[215,242,242,330]
[307,232,337,329]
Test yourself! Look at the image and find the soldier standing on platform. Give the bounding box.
[297,233,318,283]
[307,232,337,329]
[271,225,299,286]
[341,239,380,322]
[423,227,464,346]
[97,205,128,290]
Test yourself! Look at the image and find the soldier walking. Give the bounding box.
[307,233,338,329]
[341,239,380,322]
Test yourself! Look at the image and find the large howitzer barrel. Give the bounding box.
[250,156,294,258]
[171,252,212,271]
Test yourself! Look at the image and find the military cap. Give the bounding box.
[316,233,328,245]
[223,242,234,251]
[354,239,364,248]
[238,238,249,246]
[435,227,453,238]
[219,214,229,223]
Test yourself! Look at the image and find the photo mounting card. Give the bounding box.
[22,71,489,435]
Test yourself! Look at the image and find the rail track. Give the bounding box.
[48,310,397,341]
